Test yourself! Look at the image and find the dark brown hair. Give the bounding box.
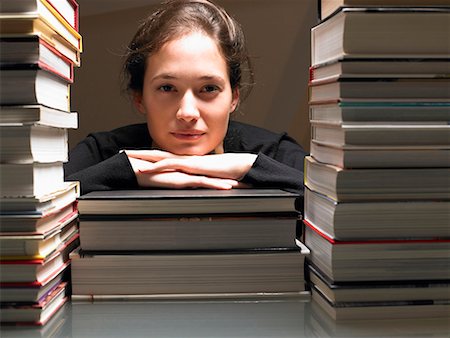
[123,0,254,101]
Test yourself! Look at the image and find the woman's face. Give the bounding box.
[134,31,239,155]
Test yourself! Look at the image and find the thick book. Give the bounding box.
[0,281,68,326]
[0,36,75,80]
[309,102,450,123]
[320,0,450,20]
[0,181,79,214]
[304,188,450,240]
[0,202,77,233]
[0,67,70,111]
[0,231,78,284]
[311,285,450,320]
[1,0,79,31]
[77,189,301,215]
[0,105,78,128]
[0,217,78,259]
[1,33,80,66]
[307,263,450,303]
[310,121,450,147]
[0,124,69,164]
[310,141,450,168]
[309,78,450,104]
[304,220,450,282]
[312,8,450,66]
[309,58,450,84]
[71,243,309,297]
[0,62,72,83]
[78,214,300,251]
[0,162,64,198]
[304,155,450,201]
[0,2,82,51]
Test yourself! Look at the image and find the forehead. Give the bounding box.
[161,31,224,58]
[146,31,229,77]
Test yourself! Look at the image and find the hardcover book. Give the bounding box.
[304,188,450,240]
[307,263,450,303]
[0,281,68,325]
[1,0,79,30]
[0,269,65,303]
[319,0,450,20]
[0,66,70,111]
[311,285,450,320]
[0,104,78,128]
[78,213,300,251]
[310,121,450,147]
[304,220,450,282]
[0,1,82,51]
[0,35,74,80]
[0,181,79,214]
[71,242,310,298]
[304,155,450,201]
[0,162,64,198]
[312,8,450,66]
[309,58,450,84]
[0,218,78,259]
[309,102,450,123]
[77,188,302,215]
[0,202,77,233]
[309,78,450,104]
[309,141,450,168]
[0,124,70,164]
[0,232,78,283]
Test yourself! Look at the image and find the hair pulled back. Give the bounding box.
[123,0,254,101]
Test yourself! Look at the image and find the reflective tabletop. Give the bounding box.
[1,299,449,338]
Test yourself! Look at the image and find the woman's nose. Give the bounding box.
[176,91,200,122]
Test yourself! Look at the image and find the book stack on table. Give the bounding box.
[304,0,450,321]
[71,189,310,301]
[0,0,82,326]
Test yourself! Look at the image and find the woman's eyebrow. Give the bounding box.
[151,74,226,83]
[150,73,177,82]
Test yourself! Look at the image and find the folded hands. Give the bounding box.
[125,150,257,190]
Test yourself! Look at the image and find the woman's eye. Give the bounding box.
[202,85,219,93]
[159,85,174,92]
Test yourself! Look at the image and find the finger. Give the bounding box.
[186,176,239,190]
[141,171,238,190]
[139,158,200,174]
[125,150,179,162]
[128,157,157,172]
[140,157,231,179]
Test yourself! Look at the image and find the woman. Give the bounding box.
[64,0,306,197]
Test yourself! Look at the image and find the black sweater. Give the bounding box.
[64,121,307,196]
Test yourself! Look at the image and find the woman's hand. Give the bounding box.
[126,150,257,180]
[127,156,242,190]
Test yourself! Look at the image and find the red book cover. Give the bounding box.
[47,0,79,31]
[303,219,450,245]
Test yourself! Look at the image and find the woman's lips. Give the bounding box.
[171,130,205,140]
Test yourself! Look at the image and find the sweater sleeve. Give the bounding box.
[238,131,306,195]
[64,133,139,195]
[242,152,304,193]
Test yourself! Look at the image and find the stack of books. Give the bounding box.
[0,0,82,326]
[71,189,310,300]
[304,0,450,320]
